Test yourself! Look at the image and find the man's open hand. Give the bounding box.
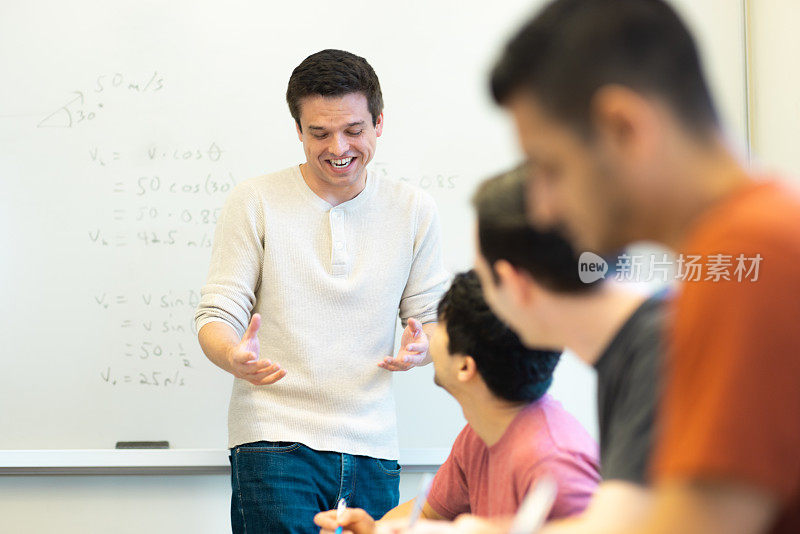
[227,313,287,385]
[379,318,429,372]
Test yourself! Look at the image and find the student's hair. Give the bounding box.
[472,165,599,293]
[438,270,561,403]
[490,0,719,138]
[286,49,383,131]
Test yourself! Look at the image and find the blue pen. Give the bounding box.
[335,498,347,534]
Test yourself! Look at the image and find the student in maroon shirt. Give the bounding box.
[315,271,599,533]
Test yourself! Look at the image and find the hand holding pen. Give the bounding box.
[315,499,376,534]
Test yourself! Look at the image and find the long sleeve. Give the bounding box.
[399,191,450,326]
[194,181,265,337]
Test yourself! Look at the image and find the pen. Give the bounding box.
[335,498,347,534]
[407,473,435,529]
[508,475,557,534]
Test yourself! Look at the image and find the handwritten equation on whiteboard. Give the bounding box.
[86,142,234,250]
[85,138,233,389]
[30,71,238,390]
[372,161,459,191]
[96,289,200,389]
[37,71,165,128]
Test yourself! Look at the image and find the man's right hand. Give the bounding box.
[227,313,287,386]
[315,507,376,534]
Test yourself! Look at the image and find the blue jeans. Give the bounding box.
[230,441,401,534]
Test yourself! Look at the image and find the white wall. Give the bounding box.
[749,0,800,183]
[0,472,432,534]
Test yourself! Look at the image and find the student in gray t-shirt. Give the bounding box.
[471,166,665,530]
[594,292,665,484]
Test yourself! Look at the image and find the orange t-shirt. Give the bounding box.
[653,180,800,533]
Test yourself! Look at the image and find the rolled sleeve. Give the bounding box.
[194,183,264,338]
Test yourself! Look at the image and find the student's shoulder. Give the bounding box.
[521,396,599,461]
[521,399,600,488]
[443,423,488,470]
[620,294,670,358]
[692,180,800,254]
[452,422,485,453]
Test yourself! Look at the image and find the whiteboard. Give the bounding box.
[0,0,745,459]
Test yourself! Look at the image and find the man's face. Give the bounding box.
[430,322,456,393]
[474,235,562,350]
[506,92,638,254]
[474,248,538,347]
[473,246,517,332]
[296,92,382,193]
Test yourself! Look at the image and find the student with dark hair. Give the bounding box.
[195,49,449,533]
[315,271,600,534]
[472,167,665,533]
[492,1,800,533]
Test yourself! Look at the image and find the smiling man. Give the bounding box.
[195,49,449,534]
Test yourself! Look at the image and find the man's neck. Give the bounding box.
[459,389,529,448]
[299,163,367,207]
[654,132,752,251]
[546,284,647,366]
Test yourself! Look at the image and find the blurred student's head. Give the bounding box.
[431,270,561,405]
[472,166,600,347]
[491,0,719,254]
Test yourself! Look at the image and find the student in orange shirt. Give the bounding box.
[487,0,800,533]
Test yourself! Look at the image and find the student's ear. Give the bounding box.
[374,112,384,137]
[457,355,479,383]
[295,121,303,142]
[494,259,539,308]
[590,84,659,167]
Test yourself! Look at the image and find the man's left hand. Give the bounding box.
[379,318,430,371]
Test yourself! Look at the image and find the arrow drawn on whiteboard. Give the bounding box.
[37,91,84,128]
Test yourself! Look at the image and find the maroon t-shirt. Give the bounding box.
[427,395,600,520]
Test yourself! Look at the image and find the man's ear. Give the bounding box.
[591,84,659,166]
[374,112,384,137]
[295,120,303,142]
[456,355,478,383]
[494,259,539,308]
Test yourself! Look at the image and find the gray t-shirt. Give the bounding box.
[594,294,668,483]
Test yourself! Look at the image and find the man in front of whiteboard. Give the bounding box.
[194,49,449,534]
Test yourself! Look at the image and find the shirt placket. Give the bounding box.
[329,208,348,277]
